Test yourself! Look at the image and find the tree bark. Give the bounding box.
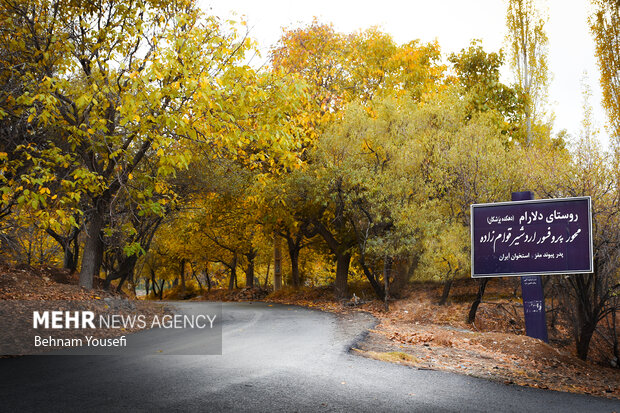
[150,269,158,298]
[246,260,254,287]
[228,253,237,291]
[468,278,489,324]
[114,268,130,293]
[334,253,351,299]
[70,234,80,272]
[390,255,413,298]
[103,254,138,292]
[245,249,256,288]
[612,307,619,362]
[63,243,74,270]
[315,221,353,299]
[180,258,186,294]
[383,255,392,311]
[576,320,597,360]
[288,241,300,288]
[439,277,454,306]
[285,220,315,288]
[263,262,270,289]
[274,236,282,290]
[158,279,164,299]
[46,228,79,272]
[192,271,203,291]
[79,210,104,289]
[205,263,212,292]
[358,258,385,299]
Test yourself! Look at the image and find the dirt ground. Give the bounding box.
[260,279,620,400]
[0,263,170,355]
[3,264,618,398]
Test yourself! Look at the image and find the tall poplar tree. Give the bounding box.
[505,0,550,144]
[590,0,620,142]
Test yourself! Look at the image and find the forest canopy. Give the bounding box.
[0,0,618,363]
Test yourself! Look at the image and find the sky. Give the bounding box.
[204,0,610,148]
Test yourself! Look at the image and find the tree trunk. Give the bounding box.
[158,279,165,299]
[117,257,138,293]
[47,227,80,273]
[180,259,186,294]
[26,227,32,265]
[383,255,392,311]
[115,270,129,293]
[439,277,454,306]
[576,320,597,360]
[263,262,270,289]
[145,278,150,297]
[274,236,282,290]
[286,237,301,288]
[334,253,351,299]
[612,307,619,362]
[205,263,212,292]
[289,245,300,288]
[245,260,254,288]
[390,256,411,298]
[103,255,138,293]
[358,259,385,299]
[229,254,237,291]
[193,272,203,291]
[150,269,158,298]
[468,278,489,324]
[62,243,74,271]
[314,221,354,299]
[79,211,104,289]
[70,234,80,272]
[245,250,256,288]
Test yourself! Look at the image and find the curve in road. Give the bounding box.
[0,302,617,412]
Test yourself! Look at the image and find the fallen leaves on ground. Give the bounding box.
[0,263,170,355]
[359,321,619,399]
[243,280,620,400]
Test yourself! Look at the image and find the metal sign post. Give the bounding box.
[512,192,548,342]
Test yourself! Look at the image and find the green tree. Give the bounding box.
[505,0,550,144]
[449,40,523,132]
[1,0,308,289]
[590,0,620,141]
[417,221,469,305]
[269,21,445,298]
[259,170,320,288]
[528,83,620,361]
[271,20,444,120]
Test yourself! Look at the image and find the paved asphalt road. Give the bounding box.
[1,302,618,412]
